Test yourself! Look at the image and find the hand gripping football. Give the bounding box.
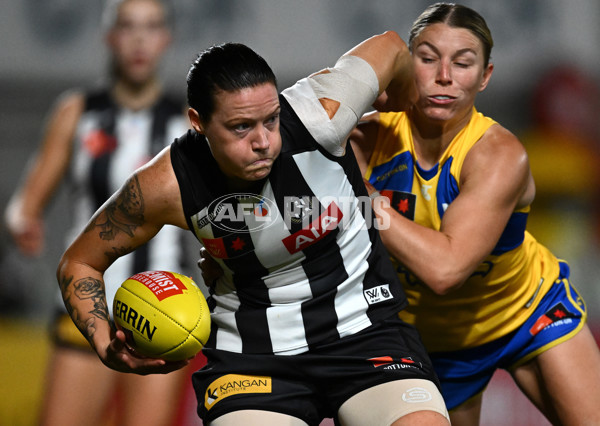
[113,270,211,361]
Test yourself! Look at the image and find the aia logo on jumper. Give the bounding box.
[282,201,343,254]
[207,193,279,233]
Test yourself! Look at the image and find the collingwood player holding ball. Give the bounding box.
[57,30,450,425]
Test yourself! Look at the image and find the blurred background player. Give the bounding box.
[3,1,196,425]
[351,3,600,425]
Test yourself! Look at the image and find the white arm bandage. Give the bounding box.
[282,55,379,156]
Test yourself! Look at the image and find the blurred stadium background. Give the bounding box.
[1,0,598,425]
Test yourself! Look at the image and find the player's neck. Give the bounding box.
[409,109,472,168]
[111,78,162,111]
[226,176,266,193]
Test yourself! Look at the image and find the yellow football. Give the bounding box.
[113,270,211,361]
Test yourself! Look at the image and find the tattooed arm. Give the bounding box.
[56,147,189,374]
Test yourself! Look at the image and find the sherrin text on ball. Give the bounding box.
[113,270,211,361]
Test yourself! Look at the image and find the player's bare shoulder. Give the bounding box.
[134,146,189,229]
[44,89,86,144]
[484,124,535,207]
[55,88,86,111]
[468,123,529,172]
[463,122,533,206]
[485,123,526,153]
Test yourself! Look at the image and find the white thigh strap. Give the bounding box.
[338,379,450,425]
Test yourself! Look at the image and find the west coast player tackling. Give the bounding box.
[351,3,600,425]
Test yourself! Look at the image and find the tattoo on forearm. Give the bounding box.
[60,274,109,340]
[85,176,145,240]
[74,277,110,322]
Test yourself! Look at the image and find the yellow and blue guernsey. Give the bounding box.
[365,108,561,353]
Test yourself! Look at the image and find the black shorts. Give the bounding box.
[192,316,440,425]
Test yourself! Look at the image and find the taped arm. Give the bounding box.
[283,31,410,156]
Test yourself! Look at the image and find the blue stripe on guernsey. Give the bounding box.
[415,161,438,181]
[491,212,528,255]
[369,151,414,192]
[435,158,459,219]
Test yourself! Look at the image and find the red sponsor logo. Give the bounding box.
[84,129,117,158]
[369,356,394,367]
[529,303,573,336]
[282,202,343,254]
[203,238,228,259]
[530,315,553,336]
[201,233,254,259]
[397,198,410,214]
[380,190,416,220]
[369,356,416,368]
[131,271,187,301]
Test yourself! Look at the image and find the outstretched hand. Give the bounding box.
[101,328,189,375]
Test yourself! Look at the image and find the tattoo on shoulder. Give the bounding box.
[104,246,133,264]
[85,175,145,240]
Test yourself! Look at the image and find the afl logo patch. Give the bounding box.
[207,193,279,233]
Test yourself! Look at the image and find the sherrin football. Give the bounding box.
[113,270,211,361]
